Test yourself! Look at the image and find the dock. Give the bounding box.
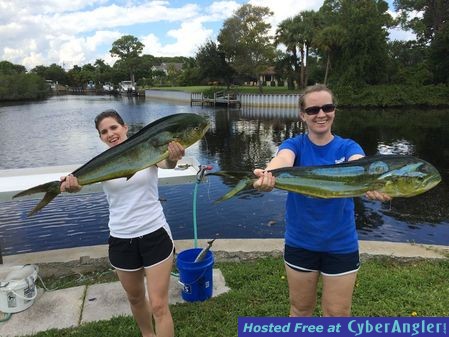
[191,91,241,108]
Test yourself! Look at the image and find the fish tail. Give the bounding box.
[214,178,253,203]
[206,171,255,203]
[13,181,61,216]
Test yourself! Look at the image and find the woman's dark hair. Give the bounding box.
[299,84,336,112]
[94,109,125,131]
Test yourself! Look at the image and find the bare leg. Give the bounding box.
[145,253,174,337]
[321,271,357,316]
[116,268,155,337]
[285,264,320,317]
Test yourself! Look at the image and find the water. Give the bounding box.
[1,95,448,255]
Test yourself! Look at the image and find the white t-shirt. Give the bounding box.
[101,166,172,239]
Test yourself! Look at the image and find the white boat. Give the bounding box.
[102,82,114,92]
[86,80,95,90]
[119,81,136,95]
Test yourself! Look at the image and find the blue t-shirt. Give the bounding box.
[278,134,364,253]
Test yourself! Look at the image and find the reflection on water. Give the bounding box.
[377,139,415,155]
[0,96,448,255]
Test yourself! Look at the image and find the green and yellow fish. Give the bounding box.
[14,113,210,216]
[207,155,441,202]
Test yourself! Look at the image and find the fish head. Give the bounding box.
[172,114,210,148]
[379,160,442,197]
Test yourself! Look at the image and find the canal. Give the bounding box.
[0,95,448,255]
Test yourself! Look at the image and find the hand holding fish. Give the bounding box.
[253,169,275,192]
[365,190,392,202]
[60,174,82,193]
[158,141,185,169]
[168,141,185,161]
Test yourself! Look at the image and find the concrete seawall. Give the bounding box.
[145,89,301,108]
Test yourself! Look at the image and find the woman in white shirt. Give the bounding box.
[61,109,183,337]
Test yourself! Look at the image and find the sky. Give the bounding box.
[0,0,415,71]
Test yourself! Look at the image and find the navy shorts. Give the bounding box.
[108,227,174,271]
[284,244,360,276]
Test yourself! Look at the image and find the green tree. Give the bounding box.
[134,54,156,86]
[110,35,144,85]
[195,40,235,87]
[47,64,68,84]
[94,59,113,84]
[275,17,302,89]
[0,61,26,75]
[217,4,276,91]
[30,63,67,84]
[394,0,449,84]
[429,23,449,84]
[314,24,347,85]
[319,0,394,86]
[300,10,321,87]
[66,65,83,87]
[386,40,432,85]
[0,73,47,101]
[178,57,200,86]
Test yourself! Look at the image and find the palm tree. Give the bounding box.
[275,16,305,88]
[314,25,347,85]
[299,10,320,87]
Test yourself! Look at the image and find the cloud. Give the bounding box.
[0,0,416,70]
[249,0,323,35]
[387,8,419,41]
[141,21,212,58]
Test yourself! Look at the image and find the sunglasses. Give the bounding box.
[304,103,336,115]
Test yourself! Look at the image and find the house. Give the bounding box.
[258,66,279,87]
[151,63,183,75]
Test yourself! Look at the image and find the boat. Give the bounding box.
[119,81,137,95]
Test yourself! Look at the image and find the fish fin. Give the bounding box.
[214,178,253,203]
[13,181,61,216]
[150,132,173,147]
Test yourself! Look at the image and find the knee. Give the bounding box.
[151,298,169,318]
[127,293,146,307]
[290,300,315,317]
[322,304,351,317]
[290,306,314,317]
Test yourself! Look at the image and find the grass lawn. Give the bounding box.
[30,255,449,337]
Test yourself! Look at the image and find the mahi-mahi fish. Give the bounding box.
[207,155,441,203]
[13,113,210,216]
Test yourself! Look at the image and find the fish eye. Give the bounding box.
[368,161,389,175]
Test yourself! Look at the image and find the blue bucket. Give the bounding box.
[176,248,214,302]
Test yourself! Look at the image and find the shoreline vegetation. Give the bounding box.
[2,83,449,109]
[28,254,449,337]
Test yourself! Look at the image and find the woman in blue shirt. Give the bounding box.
[254,84,390,316]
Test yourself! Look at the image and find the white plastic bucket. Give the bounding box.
[0,264,39,313]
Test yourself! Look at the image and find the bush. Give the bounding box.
[0,73,48,101]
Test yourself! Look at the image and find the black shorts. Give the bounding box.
[108,227,174,271]
[284,244,360,276]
